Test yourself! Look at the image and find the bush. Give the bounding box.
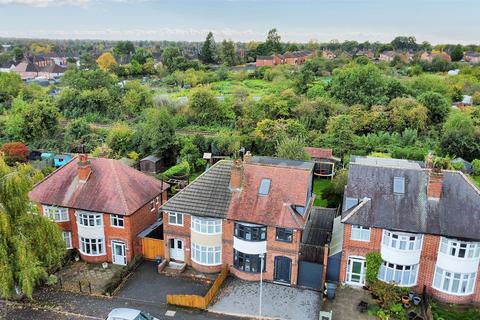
[472,159,480,176]
[162,161,190,179]
[0,142,29,164]
[365,252,383,285]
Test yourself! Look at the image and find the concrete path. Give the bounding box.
[209,277,321,320]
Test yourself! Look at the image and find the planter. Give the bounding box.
[408,311,418,320]
[102,262,108,269]
[404,303,411,309]
[408,291,415,300]
[74,256,80,262]
[412,296,422,305]
[401,296,410,305]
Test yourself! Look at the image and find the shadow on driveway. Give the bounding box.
[115,261,210,304]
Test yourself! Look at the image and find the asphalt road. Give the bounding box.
[1,288,244,320]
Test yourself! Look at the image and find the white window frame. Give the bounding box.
[63,231,72,249]
[350,225,371,242]
[382,230,423,251]
[191,216,221,235]
[393,176,405,194]
[439,237,480,259]
[79,237,105,256]
[378,261,418,286]
[110,214,125,228]
[43,205,69,222]
[432,266,476,296]
[168,212,183,226]
[77,211,103,227]
[191,242,222,266]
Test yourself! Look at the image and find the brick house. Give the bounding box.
[335,156,480,304]
[160,153,332,287]
[464,51,480,64]
[29,155,169,265]
[379,51,396,62]
[255,51,312,67]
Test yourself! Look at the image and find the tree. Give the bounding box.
[135,108,175,157]
[189,87,234,126]
[113,40,135,56]
[121,80,154,118]
[6,98,59,142]
[200,32,217,64]
[265,28,282,54]
[450,44,464,62]
[221,40,237,66]
[96,52,117,71]
[0,157,65,299]
[63,118,97,152]
[0,142,29,164]
[254,118,307,156]
[329,63,388,106]
[131,48,153,65]
[79,53,97,70]
[440,111,480,161]
[161,47,182,72]
[275,137,310,160]
[386,97,428,133]
[0,72,22,107]
[417,91,450,125]
[324,115,356,157]
[106,124,134,158]
[390,36,418,51]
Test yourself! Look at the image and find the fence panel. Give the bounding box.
[166,266,228,309]
[141,238,164,260]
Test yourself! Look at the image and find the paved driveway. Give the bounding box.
[116,261,210,304]
[322,285,377,320]
[209,277,321,320]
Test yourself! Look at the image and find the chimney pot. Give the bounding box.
[244,151,252,164]
[78,154,91,183]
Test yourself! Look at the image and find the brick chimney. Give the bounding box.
[229,159,243,191]
[427,171,444,200]
[78,154,92,183]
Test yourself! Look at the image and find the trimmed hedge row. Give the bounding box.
[103,254,143,296]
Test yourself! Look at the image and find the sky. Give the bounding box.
[0,0,479,44]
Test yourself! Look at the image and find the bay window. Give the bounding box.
[77,211,103,227]
[191,216,221,234]
[439,237,480,259]
[351,225,370,242]
[433,266,476,295]
[44,206,69,222]
[234,249,266,273]
[378,262,418,286]
[80,237,105,255]
[234,223,266,241]
[191,243,221,265]
[382,230,422,251]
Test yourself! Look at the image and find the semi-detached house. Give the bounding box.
[337,156,480,304]
[29,155,169,265]
[160,153,331,287]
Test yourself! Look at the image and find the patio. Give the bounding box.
[55,261,123,295]
[209,277,321,320]
[321,285,377,320]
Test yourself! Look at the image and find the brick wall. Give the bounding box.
[163,212,192,265]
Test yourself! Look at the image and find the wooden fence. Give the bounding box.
[141,237,164,260]
[166,266,228,309]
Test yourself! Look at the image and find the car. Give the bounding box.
[106,308,159,320]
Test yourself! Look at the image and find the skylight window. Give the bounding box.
[259,178,271,195]
[393,176,405,194]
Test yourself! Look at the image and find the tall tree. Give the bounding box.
[135,107,175,157]
[450,44,464,62]
[265,28,282,54]
[221,39,237,66]
[0,158,65,299]
[275,137,310,160]
[96,52,117,71]
[440,111,480,161]
[200,32,217,64]
[161,47,182,72]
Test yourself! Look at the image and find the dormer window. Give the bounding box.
[393,177,405,194]
[259,178,271,195]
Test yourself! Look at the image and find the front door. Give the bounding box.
[169,238,184,261]
[346,257,366,285]
[111,241,126,265]
[274,256,292,284]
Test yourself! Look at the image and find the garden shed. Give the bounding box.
[140,155,164,174]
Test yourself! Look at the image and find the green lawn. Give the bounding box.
[313,178,332,207]
[431,300,480,320]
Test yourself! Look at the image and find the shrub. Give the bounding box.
[103,254,143,296]
[162,161,190,179]
[472,159,480,176]
[0,141,29,163]
[365,252,383,285]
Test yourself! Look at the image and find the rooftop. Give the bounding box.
[250,156,314,170]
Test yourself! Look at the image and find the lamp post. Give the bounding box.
[259,253,265,317]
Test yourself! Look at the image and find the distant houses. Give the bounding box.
[256,50,313,67]
[464,51,480,64]
[11,56,67,80]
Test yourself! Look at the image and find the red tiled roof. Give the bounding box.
[29,157,169,215]
[304,147,334,160]
[227,161,312,229]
